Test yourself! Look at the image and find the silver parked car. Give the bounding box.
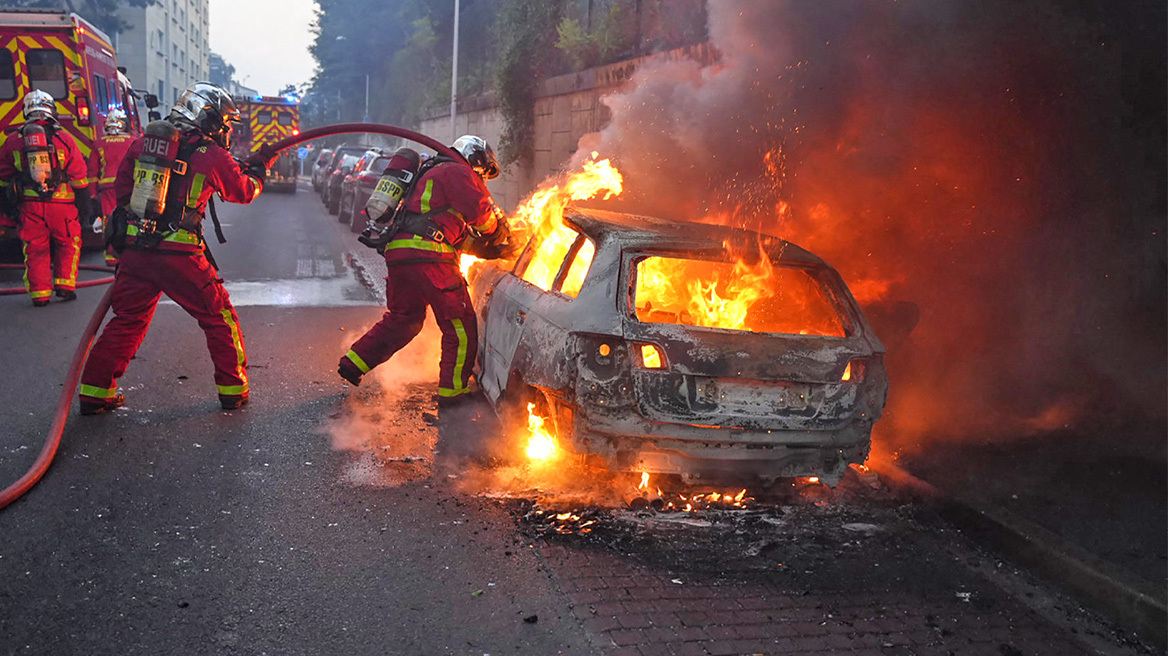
[469,208,889,485]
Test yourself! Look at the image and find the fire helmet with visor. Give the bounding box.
[104,108,129,135]
[169,82,240,148]
[451,135,499,180]
[22,89,56,123]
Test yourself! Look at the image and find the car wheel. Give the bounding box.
[495,380,563,465]
[329,189,341,216]
[338,191,351,225]
[350,198,366,233]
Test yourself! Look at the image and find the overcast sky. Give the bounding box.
[208,0,318,95]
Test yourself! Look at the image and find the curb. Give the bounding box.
[871,461,1167,650]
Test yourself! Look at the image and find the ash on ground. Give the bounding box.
[509,466,930,582]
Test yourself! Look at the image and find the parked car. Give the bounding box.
[310,148,333,191]
[323,152,360,216]
[339,151,392,231]
[319,144,368,208]
[468,208,890,486]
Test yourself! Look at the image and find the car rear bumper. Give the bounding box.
[567,409,872,484]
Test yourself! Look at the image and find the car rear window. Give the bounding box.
[632,255,846,337]
[277,112,293,126]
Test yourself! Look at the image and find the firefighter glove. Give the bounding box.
[242,160,267,183]
[245,143,279,170]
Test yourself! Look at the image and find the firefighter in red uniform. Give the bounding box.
[0,89,93,306]
[87,108,134,266]
[338,135,509,406]
[78,82,268,415]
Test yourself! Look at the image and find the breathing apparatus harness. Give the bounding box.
[8,120,69,200]
[109,120,229,267]
[358,151,458,251]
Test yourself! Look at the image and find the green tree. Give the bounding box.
[494,0,565,165]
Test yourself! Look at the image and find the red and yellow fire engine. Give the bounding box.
[232,95,299,193]
[0,8,143,246]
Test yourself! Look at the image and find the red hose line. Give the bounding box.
[0,284,113,510]
[0,123,456,510]
[0,263,115,295]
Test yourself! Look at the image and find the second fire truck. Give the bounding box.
[232,95,299,193]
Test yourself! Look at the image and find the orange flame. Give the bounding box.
[524,403,557,462]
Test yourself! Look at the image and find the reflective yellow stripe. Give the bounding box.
[29,290,51,299]
[126,224,202,245]
[437,387,474,398]
[217,385,247,396]
[98,176,116,185]
[451,318,468,393]
[79,384,117,399]
[188,173,206,207]
[345,349,371,374]
[220,309,248,392]
[383,236,455,254]
[419,179,433,213]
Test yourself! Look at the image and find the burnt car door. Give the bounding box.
[478,220,599,403]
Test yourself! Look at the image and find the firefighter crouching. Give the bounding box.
[78,82,270,416]
[339,135,510,407]
[87,109,134,266]
[0,90,94,306]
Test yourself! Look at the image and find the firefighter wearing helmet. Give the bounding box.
[338,134,511,409]
[79,82,270,415]
[0,89,94,306]
[87,108,135,265]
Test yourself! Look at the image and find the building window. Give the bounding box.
[158,80,165,99]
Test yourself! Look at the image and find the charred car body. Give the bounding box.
[470,208,888,485]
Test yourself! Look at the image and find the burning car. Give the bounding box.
[469,204,889,486]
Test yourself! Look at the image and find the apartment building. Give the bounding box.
[114,0,209,104]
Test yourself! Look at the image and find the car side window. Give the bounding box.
[516,219,587,296]
[555,234,595,298]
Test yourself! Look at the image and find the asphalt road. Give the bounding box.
[0,184,597,655]
[0,182,1160,656]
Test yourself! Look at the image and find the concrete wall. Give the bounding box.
[417,42,715,212]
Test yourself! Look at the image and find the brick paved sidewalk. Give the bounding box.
[530,510,1138,656]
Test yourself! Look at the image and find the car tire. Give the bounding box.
[329,189,341,216]
[350,197,366,233]
[338,191,351,225]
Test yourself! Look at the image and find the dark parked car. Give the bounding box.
[323,153,360,216]
[469,208,889,486]
[310,148,333,191]
[339,152,392,231]
[319,144,369,210]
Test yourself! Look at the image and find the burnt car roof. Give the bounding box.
[563,207,827,267]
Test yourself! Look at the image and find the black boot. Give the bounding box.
[80,394,125,416]
[55,289,77,302]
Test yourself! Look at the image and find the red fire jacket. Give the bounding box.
[88,133,134,193]
[383,160,499,265]
[115,131,263,253]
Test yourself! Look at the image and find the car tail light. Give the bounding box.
[77,98,91,126]
[638,344,666,369]
[841,359,866,382]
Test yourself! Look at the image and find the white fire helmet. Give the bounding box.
[451,134,499,180]
[104,109,129,135]
[22,90,56,123]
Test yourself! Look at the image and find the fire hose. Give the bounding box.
[0,263,116,295]
[0,123,463,510]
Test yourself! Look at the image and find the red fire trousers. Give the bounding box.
[343,261,477,399]
[19,201,80,301]
[79,248,249,405]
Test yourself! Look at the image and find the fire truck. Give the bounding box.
[232,95,299,193]
[0,8,144,247]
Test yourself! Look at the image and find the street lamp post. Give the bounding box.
[450,0,459,142]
